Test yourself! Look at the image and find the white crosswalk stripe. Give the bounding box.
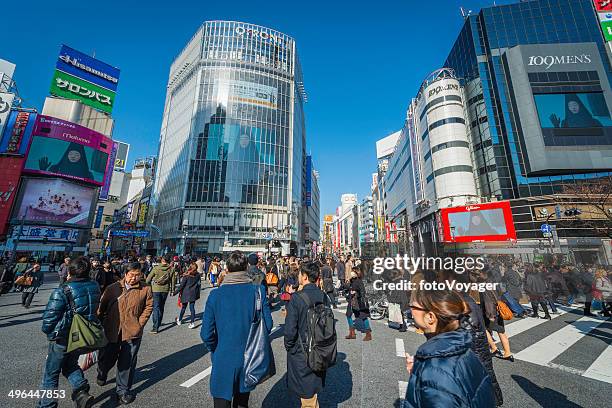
[494,307,612,385]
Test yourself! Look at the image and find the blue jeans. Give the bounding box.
[179,302,196,324]
[347,316,371,331]
[37,341,88,408]
[152,291,168,331]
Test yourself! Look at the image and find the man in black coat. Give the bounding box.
[284,262,326,407]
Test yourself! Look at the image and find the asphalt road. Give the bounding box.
[0,274,611,408]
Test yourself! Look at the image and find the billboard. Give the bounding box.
[440,201,516,243]
[50,70,115,114]
[534,92,612,129]
[504,42,612,174]
[0,111,37,155]
[24,115,112,186]
[324,215,334,222]
[215,79,278,109]
[0,157,24,236]
[114,141,129,170]
[99,141,118,200]
[56,45,120,92]
[13,178,96,226]
[136,199,149,227]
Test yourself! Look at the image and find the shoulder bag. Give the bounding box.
[242,286,275,388]
[63,286,108,353]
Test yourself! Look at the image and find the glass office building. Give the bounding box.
[153,21,308,255]
[442,0,612,260]
[445,0,612,200]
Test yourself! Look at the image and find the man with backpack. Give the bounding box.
[145,255,176,334]
[284,262,337,408]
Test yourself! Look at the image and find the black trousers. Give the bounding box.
[21,292,34,307]
[97,337,142,396]
[213,392,250,408]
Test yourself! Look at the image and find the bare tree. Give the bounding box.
[554,176,612,238]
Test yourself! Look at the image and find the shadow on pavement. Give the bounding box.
[0,314,45,329]
[511,375,582,408]
[0,309,44,321]
[261,352,352,408]
[132,343,208,394]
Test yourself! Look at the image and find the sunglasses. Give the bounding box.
[409,304,428,312]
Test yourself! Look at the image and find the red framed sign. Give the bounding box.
[594,0,612,12]
[440,201,516,243]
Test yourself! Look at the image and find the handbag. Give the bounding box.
[78,350,99,371]
[242,286,275,388]
[63,286,108,353]
[497,300,513,321]
[15,275,33,286]
[388,303,403,325]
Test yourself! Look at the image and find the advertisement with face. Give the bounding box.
[534,92,612,129]
[441,201,516,242]
[14,178,96,226]
[24,115,112,186]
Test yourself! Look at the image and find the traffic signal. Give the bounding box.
[564,208,582,217]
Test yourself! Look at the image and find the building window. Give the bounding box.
[429,117,466,131]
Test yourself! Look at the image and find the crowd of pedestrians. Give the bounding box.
[0,249,610,407]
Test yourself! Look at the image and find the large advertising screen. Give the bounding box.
[534,92,612,129]
[13,178,96,226]
[440,201,516,243]
[24,115,112,186]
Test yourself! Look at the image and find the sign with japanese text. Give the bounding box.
[50,70,116,114]
[12,225,79,242]
[99,141,118,200]
[0,111,36,155]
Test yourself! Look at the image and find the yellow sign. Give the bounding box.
[324,215,333,222]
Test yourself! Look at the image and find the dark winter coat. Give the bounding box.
[321,266,334,293]
[201,282,272,400]
[502,268,523,301]
[41,278,101,343]
[21,268,44,294]
[404,329,495,408]
[284,283,327,398]
[335,261,346,281]
[524,273,548,301]
[91,266,107,292]
[174,273,201,303]
[347,277,369,318]
[461,294,503,406]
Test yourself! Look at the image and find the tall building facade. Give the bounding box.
[384,0,612,262]
[153,21,309,255]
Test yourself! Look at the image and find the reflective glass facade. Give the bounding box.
[444,0,612,200]
[153,21,307,253]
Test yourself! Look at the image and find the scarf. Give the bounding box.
[221,270,252,286]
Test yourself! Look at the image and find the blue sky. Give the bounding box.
[2,0,514,217]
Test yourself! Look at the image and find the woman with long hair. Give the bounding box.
[174,261,201,328]
[404,288,495,408]
[345,266,372,341]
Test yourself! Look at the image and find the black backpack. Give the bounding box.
[297,291,337,372]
